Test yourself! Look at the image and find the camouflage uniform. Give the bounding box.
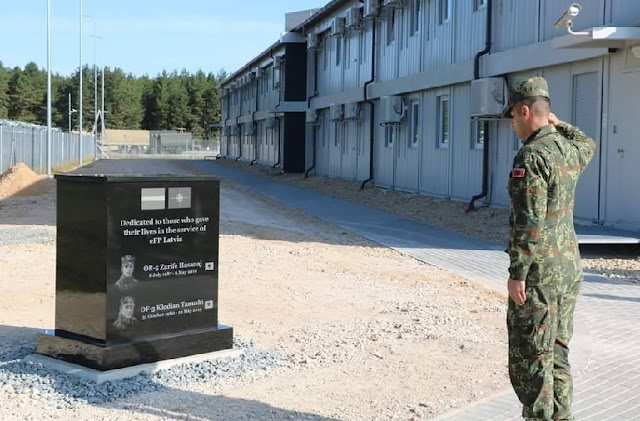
[503,78,596,420]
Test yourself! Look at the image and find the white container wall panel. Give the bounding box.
[244,135,254,163]
[341,120,359,180]
[331,36,346,93]
[229,135,238,159]
[359,24,374,86]
[541,0,603,42]
[492,0,539,53]
[246,131,254,162]
[238,126,246,161]
[609,0,640,25]
[229,134,237,158]
[257,122,266,165]
[328,121,344,177]
[419,90,450,197]
[260,124,271,166]
[220,135,229,157]
[374,99,395,188]
[317,36,332,96]
[423,0,453,71]
[604,51,640,229]
[453,2,487,64]
[356,107,371,181]
[379,7,400,82]
[344,32,361,90]
[392,95,420,192]
[450,84,483,200]
[306,53,316,101]
[263,125,278,166]
[315,110,331,176]
[399,5,423,78]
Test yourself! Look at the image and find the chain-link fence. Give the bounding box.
[104,138,221,160]
[0,120,95,175]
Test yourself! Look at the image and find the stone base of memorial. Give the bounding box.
[37,174,233,371]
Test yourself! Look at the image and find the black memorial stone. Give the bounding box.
[37,174,233,370]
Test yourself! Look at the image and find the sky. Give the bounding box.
[0,0,326,77]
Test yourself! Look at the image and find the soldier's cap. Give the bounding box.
[502,77,550,118]
[120,296,134,305]
[121,255,135,264]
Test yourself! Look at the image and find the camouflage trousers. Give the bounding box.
[507,278,581,421]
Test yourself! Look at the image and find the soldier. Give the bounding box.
[113,296,137,330]
[502,77,596,421]
[115,254,139,291]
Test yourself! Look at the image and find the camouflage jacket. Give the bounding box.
[507,122,596,284]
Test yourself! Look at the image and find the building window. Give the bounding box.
[384,125,395,148]
[410,0,421,36]
[386,7,395,45]
[439,0,450,24]
[437,95,449,148]
[474,0,487,11]
[409,101,420,148]
[472,120,485,149]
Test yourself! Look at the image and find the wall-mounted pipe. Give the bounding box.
[272,55,284,169]
[467,0,493,212]
[235,114,242,161]
[304,38,320,178]
[221,90,231,159]
[250,73,260,165]
[360,17,377,191]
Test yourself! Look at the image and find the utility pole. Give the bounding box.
[47,0,52,175]
[79,0,83,166]
[84,15,97,160]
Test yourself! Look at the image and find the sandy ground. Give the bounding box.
[0,160,508,421]
[219,160,640,284]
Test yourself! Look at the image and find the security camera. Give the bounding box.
[554,3,582,30]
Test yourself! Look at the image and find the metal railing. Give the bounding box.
[0,119,94,174]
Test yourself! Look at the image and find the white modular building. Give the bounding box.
[220,0,640,232]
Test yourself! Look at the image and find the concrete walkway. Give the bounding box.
[194,161,640,421]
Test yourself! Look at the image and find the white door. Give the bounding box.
[605,51,640,228]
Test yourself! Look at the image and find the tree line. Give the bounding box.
[0,61,227,139]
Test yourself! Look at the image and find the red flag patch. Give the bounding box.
[512,168,526,178]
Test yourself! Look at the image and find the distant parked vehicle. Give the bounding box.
[149,130,195,154]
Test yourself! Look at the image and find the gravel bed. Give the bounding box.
[0,338,282,409]
[0,226,55,246]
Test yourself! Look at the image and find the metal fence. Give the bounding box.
[0,120,95,175]
[105,139,221,160]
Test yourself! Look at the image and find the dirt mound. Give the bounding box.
[0,162,55,198]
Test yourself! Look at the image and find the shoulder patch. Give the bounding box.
[512,168,526,178]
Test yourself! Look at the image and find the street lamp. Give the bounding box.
[47,0,52,175]
[91,34,103,156]
[83,14,97,160]
[79,0,83,166]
